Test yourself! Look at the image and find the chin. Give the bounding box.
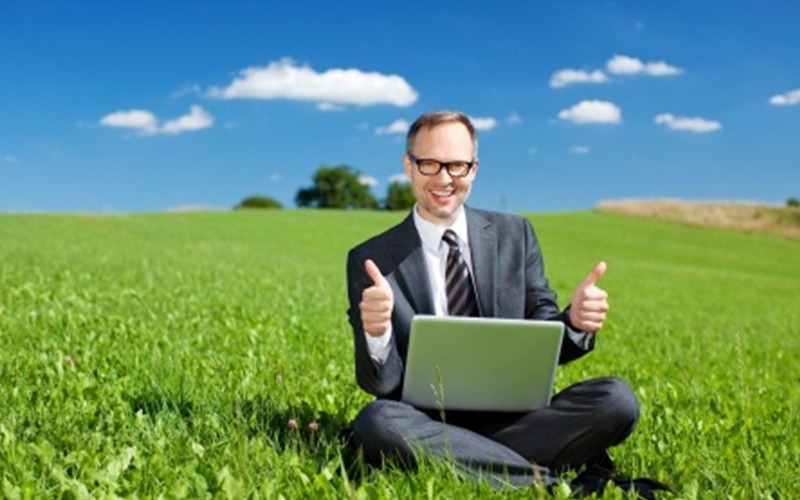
[427,203,460,222]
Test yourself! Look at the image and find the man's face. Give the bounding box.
[403,122,478,226]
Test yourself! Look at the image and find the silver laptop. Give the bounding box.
[401,315,564,412]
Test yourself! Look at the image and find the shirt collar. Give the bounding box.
[413,204,470,253]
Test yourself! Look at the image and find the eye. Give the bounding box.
[448,162,470,175]
[411,157,445,176]
[419,160,440,171]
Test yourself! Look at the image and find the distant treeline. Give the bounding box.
[235,164,414,211]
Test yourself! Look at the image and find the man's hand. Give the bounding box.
[360,259,394,337]
[569,262,609,333]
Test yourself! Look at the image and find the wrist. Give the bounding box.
[563,304,582,332]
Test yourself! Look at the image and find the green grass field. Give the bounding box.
[1,210,798,499]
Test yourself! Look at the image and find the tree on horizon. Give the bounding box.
[384,180,415,211]
[235,195,282,209]
[295,165,378,209]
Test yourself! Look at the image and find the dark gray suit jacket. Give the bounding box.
[346,207,595,400]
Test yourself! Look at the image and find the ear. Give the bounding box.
[403,154,413,179]
[470,158,480,179]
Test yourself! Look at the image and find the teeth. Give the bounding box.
[433,191,452,196]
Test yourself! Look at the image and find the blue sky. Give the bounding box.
[1,0,799,213]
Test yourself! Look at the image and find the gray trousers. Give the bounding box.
[352,377,639,487]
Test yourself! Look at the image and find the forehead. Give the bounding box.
[411,122,473,159]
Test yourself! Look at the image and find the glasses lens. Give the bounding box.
[417,159,441,175]
[447,162,470,177]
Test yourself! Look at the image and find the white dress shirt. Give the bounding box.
[365,205,474,363]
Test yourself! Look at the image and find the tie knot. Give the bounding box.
[442,229,459,249]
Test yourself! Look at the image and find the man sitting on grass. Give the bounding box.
[344,110,668,498]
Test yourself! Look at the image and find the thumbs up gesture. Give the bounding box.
[360,259,394,337]
[569,262,609,333]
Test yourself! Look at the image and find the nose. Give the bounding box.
[433,166,454,183]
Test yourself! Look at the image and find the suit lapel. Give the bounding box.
[389,213,435,315]
[467,208,497,317]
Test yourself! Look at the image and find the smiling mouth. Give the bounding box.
[431,189,454,198]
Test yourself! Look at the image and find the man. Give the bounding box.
[345,111,643,490]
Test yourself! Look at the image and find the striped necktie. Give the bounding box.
[442,229,480,317]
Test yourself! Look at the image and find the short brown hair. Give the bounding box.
[406,110,478,157]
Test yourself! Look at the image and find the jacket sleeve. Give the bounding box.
[346,248,404,397]
[521,218,595,364]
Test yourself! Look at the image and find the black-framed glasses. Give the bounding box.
[409,155,476,178]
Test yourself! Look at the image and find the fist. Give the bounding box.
[360,259,394,337]
[569,262,609,333]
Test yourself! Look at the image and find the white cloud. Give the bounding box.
[99,109,158,134]
[159,105,215,135]
[317,102,345,112]
[470,116,498,131]
[607,55,646,74]
[558,100,622,125]
[208,58,418,107]
[99,105,214,136]
[376,119,410,135]
[550,69,609,88]
[607,55,682,76]
[389,173,409,184]
[1,155,20,163]
[568,145,590,154]
[505,111,523,125]
[171,84,202,99]
[655,113,722,133]
[645,61,683,76]
[359,175,378,187]
[550,55,680,90]
[770,89,800,106]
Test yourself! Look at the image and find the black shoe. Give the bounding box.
[570,463,615,497]
[570,456,671,499]
[614,476,672,500]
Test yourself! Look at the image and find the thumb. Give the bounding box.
[364,259,389,288]
[580,261,607,288]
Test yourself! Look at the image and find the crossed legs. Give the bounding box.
[352,377,639,487]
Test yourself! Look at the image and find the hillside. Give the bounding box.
[596,199,800,239]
